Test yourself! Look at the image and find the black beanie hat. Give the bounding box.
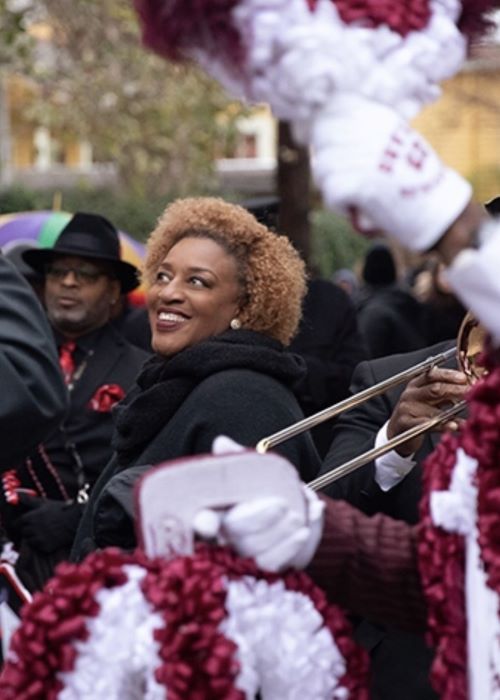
[362,243,396,286]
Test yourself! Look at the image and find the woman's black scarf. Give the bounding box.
[112,330,306,466]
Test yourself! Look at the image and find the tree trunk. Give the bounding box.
[0,73,12,188]
[276,121,311,265]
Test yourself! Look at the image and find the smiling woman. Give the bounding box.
[72,197,321,558]
[147,236,242,357]
[143,196,306,345]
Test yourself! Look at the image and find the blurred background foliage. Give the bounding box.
[310,209,370,277]
[0,185,369,276]
[0,184,167,240]
[0,0,33,67]
[2,0,248,198]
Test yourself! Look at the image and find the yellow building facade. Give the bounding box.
[7,74,89,170]
[413,53,500,203]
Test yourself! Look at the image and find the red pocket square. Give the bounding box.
[88,384,125,412]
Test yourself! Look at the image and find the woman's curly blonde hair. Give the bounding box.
[143,197,306,346]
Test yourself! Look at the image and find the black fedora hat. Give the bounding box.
[22,212,140,293]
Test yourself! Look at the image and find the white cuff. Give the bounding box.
[374,422,417,491]
[445,220,500,347]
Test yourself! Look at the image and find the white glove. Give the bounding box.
[195,487,324,572]
[193,436,325,571]
[211,435,246,455]
[221,486,324,571]
[311,93,472,251]
[445,219,500,347]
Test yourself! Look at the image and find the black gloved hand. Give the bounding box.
[0,478,37,544]
[16,495,84,553]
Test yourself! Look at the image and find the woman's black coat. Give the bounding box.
[72,331,321,557]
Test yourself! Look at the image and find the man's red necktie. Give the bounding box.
[59,340,76,385]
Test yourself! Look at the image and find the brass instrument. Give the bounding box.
[256,312,487,492]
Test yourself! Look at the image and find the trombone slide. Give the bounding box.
[308,400,466,491]
[256,347,457,454]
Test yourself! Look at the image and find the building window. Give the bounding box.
[235,133,257,158]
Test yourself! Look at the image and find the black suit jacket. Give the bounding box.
[289,278,367,455]
[318,340,458,700]
[14,324,149,500]
[5,323,149,591]
[321,339,457,524]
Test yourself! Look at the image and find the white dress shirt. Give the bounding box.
[374,421,417,491]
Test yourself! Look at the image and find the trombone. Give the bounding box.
[256,312,486,491]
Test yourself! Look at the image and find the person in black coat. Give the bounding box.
[356,242,428,359]
[0,254,68,465]
[318,340,469,700]
[72,197,321,559]
[2,213,149,590]
[289,277,367,456]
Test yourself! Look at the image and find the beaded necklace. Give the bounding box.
[24,348,95,504]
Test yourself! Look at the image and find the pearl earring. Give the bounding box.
[230,318,241,330]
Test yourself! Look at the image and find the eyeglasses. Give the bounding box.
[45,264,108,284]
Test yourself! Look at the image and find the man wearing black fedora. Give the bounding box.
[1,212,149,591]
